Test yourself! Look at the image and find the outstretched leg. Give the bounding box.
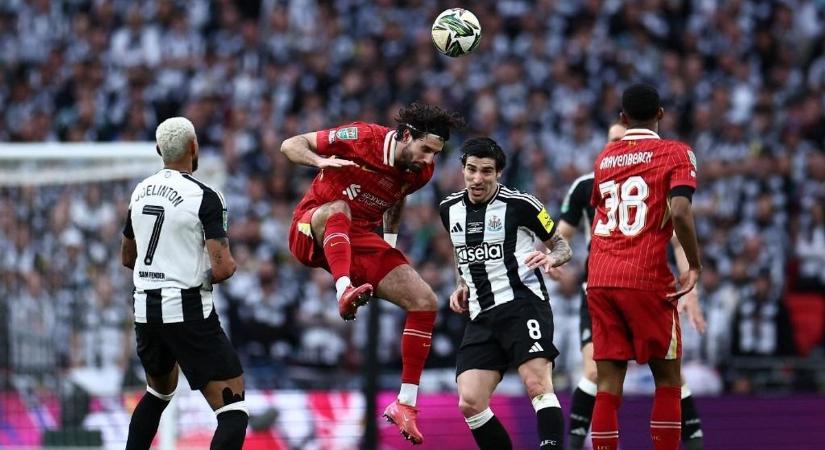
[376,264,438,445]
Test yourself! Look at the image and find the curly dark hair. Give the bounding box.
[394,102,465,142]
[460,137,506,171]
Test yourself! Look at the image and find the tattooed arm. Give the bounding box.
[382,197,405,247]
[544,233,572,267]
[205,237,236,283]
[527,233,573,273]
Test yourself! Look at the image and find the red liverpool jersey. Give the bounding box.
[587,128,698,291]
[292,122,433,232]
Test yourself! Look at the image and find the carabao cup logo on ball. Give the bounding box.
[431,8,482,57]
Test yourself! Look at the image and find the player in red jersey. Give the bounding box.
[280,103,465,445]
[587,84,701,450]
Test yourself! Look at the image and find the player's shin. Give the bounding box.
[680,384,703,449]
[125,386,173,450]
[322,212,353,293]
[650,386,681,450]
[568,377,598,450]
[533,393,564,449]
[398,310,436,406]
[466,408,513,450]
[591,392,620,450]
[211,402,249,450]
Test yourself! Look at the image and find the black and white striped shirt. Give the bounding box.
[123,169,227,324]
[439,185,557,320]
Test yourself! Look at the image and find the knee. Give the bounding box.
[326,200,351,217]
[522,374,552,399]
[407,284,437,311]
[458,394,489,418]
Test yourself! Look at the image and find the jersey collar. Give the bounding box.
[383,130,397,167]
[621,128,661,140]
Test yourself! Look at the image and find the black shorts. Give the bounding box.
[135,310,243,391]
[456,299,559,378]
[579,286,593,348]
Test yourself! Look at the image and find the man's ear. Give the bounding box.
[656,107,665,121]
[619,112,629,126]
[156,145,162,157]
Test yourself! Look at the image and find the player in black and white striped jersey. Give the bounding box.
[121,117,247,450]
[439,137,572,450]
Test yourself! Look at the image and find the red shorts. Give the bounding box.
[288,207,409,287]
[586,287,681,363]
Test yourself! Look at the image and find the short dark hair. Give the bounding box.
[394,103,465,142]
[460,137,506,171]
[622,83,660,122]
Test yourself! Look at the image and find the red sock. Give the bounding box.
[591,392,620,450]
[322,213,351,281]
[400,311,436,384]
[650,386,681,450]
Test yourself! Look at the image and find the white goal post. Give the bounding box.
[0,142,225,188]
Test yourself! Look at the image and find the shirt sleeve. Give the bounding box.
[122,209,134,238]
[315,122,374,159]
[670,144,698,190]
[439,201,450,231]
[518,194,556,241]
[200,190,228,240]
[559,177,591,227]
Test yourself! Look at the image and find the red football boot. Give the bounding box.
[338,283,372,321]
[382,399,423,445]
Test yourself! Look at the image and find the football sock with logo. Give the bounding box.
[567,378,598,450]
[533,393,564,449]
[650,386,681,450]
[681,385,703,450]
[322,213,352,285]
[398,310,436,406]
[125,387,173,450]
[591,391,620,450]
[211,409,248,450]
[466,408,512,450]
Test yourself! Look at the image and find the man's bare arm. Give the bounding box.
[206,237,236,283]
[556,220,577,242]
[121,237,137,269]
[280,132,358,169]
[383,197,405,234]
[544,233,573,267]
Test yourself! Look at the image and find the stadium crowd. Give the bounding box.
[1,0,824,397]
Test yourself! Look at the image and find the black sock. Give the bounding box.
[211,410,249,450]
[125,392,170,450]
[537,406,564,449]
[681,394,704,449]
[470,415,512,450]
[567,387,596,449]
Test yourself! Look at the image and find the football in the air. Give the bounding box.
[431,8,482,57]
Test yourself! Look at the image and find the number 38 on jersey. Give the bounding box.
[593,176,649,237]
